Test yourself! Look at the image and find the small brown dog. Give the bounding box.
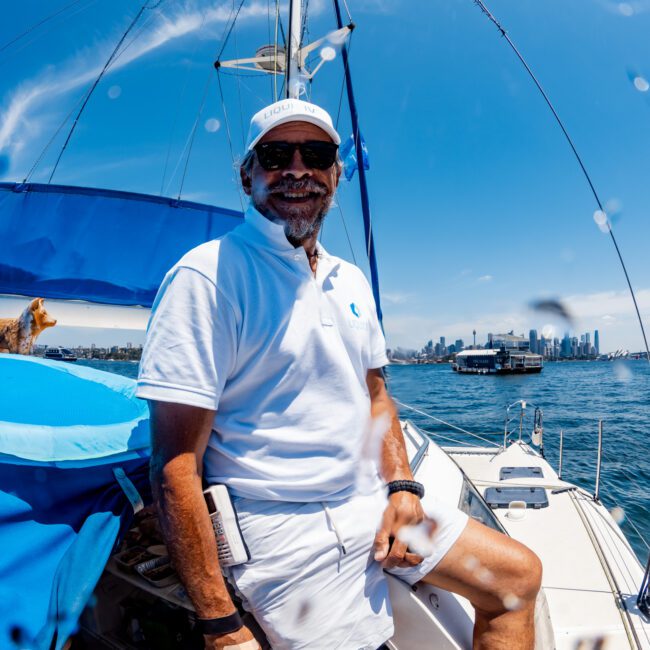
[0,298,57,355]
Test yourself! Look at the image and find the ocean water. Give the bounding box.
[80,358,650,562]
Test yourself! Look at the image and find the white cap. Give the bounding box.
[245,99,341,151]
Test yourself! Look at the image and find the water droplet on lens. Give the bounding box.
[593,210,607,225]
[633,76,649,92]
[296,600,310,622]
[542,324,555,339]
[462,554,479,571]
[613,362,632,383]
[610,506,625,524]
[107,85,122,99]
[396,521,436,557]
[204,118,221,133]
[593,210,611,233]
[320,46,336,61]
[477,567,494,584]
[618,2,634,16]
[502,593,522,610]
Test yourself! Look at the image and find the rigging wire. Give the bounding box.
[217,70,246,211]
[334,31,354,129]
[159,7,207,196]
[0,0,89,55]
[273,0,280,101]
[266,0,273,99]
[46,0,156,184]
[394,400,501,447]
[215,0,248,63]
[22,90,90,183]
[473,0,650,364]
[176,74,214,201]
[231,1,247,148]
[340,0,353,23]
[337,203,357,264]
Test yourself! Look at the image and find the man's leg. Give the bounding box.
[421,518,542,650]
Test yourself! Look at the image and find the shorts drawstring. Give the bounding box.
[321,503,347,555]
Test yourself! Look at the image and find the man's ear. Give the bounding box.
[334,160,342,187]
[240,166,252,196]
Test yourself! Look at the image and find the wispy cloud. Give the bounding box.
[381,291,413,306]
[477,274,493,282]
[0,1,271,172]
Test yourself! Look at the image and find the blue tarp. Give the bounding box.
[0,356,153,649]
[0,182,243,307]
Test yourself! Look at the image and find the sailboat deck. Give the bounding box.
[444,442,650,649]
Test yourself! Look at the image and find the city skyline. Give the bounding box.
[391,325,616,360]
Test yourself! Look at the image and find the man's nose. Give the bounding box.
[282,147,311,179]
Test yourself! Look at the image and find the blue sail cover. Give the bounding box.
[0,355,152,649]
[0,182,243,306]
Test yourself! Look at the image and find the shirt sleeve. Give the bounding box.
[136,266,237,410]
[362,275,388,370]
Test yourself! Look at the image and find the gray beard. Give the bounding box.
[280,206,327,243]
[252,179,334,244]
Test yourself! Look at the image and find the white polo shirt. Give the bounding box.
[136,205,388,502]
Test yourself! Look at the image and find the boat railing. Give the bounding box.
[396,400,501,449]
[399,399,650,617]
[503,400,543,452]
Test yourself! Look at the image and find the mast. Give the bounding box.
[332,0,384,326]
[286,0,302,98]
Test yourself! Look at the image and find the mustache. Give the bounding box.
[269,179,328,195]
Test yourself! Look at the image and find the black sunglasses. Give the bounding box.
[254,140,339,171]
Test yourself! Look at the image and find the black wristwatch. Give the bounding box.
[196,611,243,636]
[386,479,425,499]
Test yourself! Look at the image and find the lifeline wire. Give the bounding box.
[473,0,650,364]
[394,400,500,448]
[47,0,155,183]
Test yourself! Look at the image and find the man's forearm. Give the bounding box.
[381,408,414,482]
[151,453,235,619]
[373,393,413,483]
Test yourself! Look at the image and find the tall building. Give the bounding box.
[529,329,538,354]
[561,333,572,358]
[455,339,464,352]
[594,330,600,355]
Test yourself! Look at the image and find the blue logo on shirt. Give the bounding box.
[350,303,360,318]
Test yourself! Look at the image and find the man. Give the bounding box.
[137,99,542,650]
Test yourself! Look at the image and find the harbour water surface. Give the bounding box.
[81,359,650,561]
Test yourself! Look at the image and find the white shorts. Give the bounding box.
[225,488,468,650]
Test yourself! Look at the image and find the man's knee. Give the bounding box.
[424,519,543,614]
[475,538,542,619]
[500,542,542,607]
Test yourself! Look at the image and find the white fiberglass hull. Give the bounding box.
[391,421,650,650]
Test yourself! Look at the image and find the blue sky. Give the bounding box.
[1,0,650,351]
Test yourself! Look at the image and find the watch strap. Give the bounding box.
[196,611,243,636]
[386,479,425,499]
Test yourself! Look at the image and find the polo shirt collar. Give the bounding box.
[242,203,332,262]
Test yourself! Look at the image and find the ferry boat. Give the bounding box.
[452,348,543,374]
[43,347,78,362]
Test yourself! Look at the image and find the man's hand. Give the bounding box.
[373,491,430,569]
[204,625,261,649]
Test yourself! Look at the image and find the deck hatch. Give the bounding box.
[484,487,549,509]
[499,466,544,480]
